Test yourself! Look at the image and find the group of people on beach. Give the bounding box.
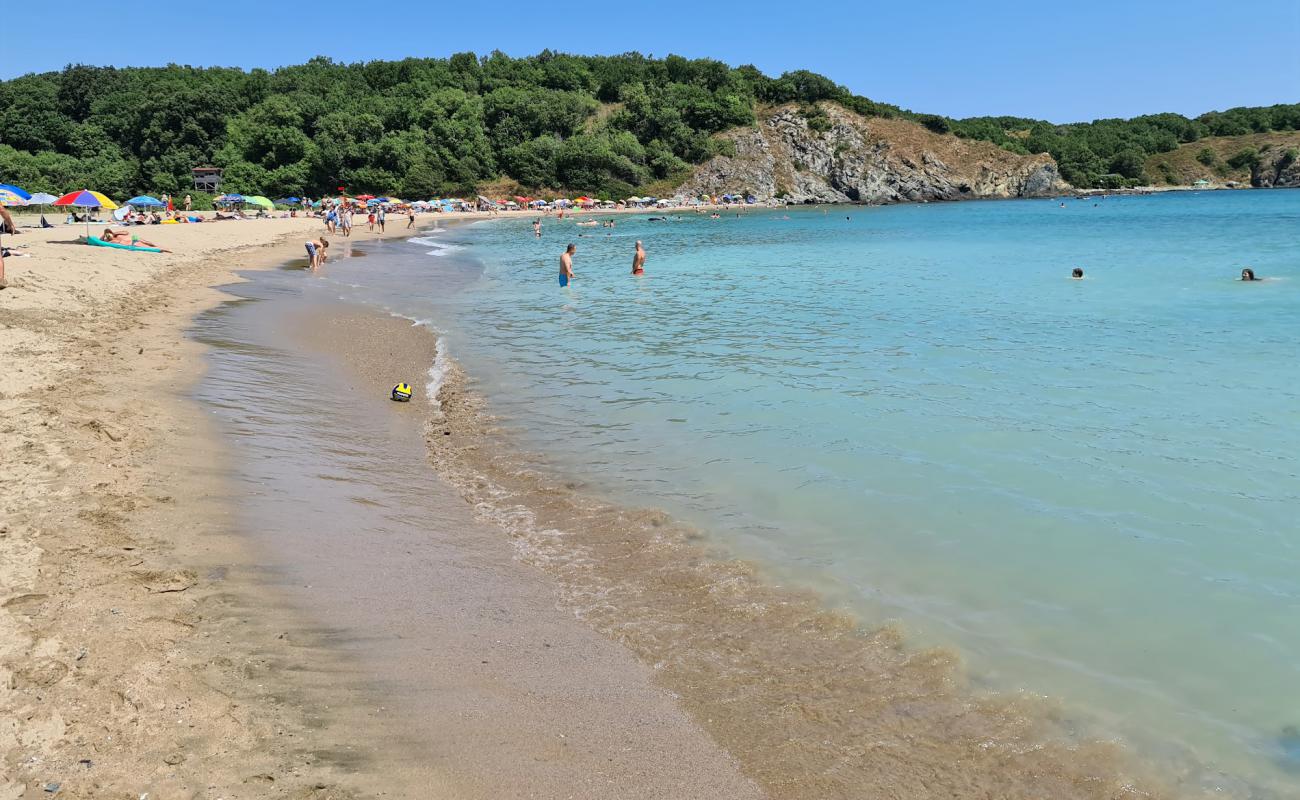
[320,200,416,237]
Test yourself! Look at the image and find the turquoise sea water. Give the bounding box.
[324,190,1299,790]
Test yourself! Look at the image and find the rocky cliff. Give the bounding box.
[677,103,1068,204]
[1251,146,1300,188]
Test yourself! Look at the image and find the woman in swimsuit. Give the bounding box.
[101,228,169,251]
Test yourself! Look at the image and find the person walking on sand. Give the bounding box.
[559,243,576,287]
[407,208,416,229]
[378,207,386,232]
[632,240,646,275]
[184,194,192,212]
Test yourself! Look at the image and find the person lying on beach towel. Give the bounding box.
[101,227,170,252]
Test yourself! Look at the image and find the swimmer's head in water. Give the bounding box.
[1241,268,1256,281]
[1072,267,1084,278]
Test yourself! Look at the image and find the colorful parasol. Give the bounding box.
[53,189,120,240]
[0,183,31,207]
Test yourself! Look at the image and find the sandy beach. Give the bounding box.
[0,212,761,798]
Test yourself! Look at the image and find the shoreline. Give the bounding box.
[0,214,766,797]
[3,199,1282,797]
[303,218,1230,798]
[382,209,1286,798]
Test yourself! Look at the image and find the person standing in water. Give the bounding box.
[559,243,576,287]
[533,218,542,237]
[632,240,646,275]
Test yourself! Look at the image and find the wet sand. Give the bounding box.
[216,301,764,797]
[1,219,456,797]
[1,214,764,797]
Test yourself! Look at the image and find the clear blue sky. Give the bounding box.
[5,0,1297,123]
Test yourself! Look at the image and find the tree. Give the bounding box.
[1109,149,1147,181]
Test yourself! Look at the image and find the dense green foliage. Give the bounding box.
[1,52,1297,197]
[0,53,903,199]
[945,105,1300,186]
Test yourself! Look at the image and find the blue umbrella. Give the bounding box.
[126,195,165,207]
[0,183,32,202]
[217,193,246,205]
[285,196,300,204]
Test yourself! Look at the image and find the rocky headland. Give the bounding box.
[678,103,1069,204]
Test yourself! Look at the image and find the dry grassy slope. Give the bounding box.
[835,111,1056,175]
[1145,131,1300,185]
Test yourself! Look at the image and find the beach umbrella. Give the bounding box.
[0,183,31,204]
[126,195,165,207]
[355,194,375,202]
[245,195,273,209]
[53,189,119,239]
[27,192,58,205]
[0,185,30,251]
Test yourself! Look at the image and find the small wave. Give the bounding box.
[409,235,464,256]
[426,336,451,411]
[375,310,450,410]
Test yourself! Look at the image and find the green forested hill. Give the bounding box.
[0,51,1296,198]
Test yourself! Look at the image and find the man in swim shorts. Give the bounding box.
[632,240,646,275]
[560,243,576,287]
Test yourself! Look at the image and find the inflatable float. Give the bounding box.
[83,235,163,253]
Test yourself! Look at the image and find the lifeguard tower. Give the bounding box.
[192,166,223,194]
